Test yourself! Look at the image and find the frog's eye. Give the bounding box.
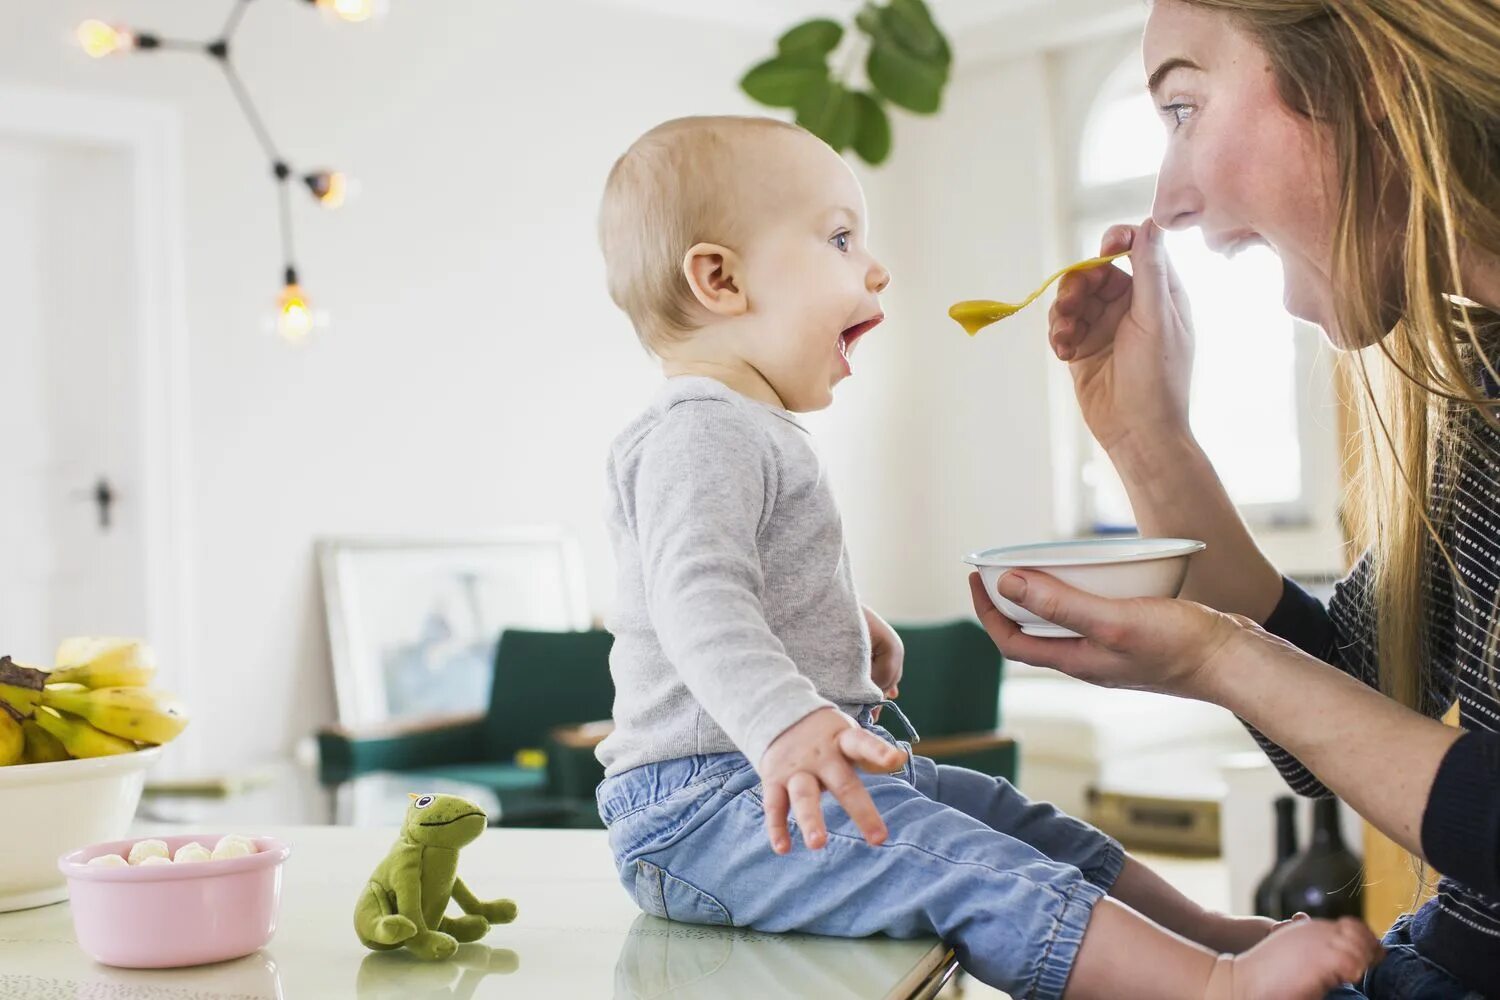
[414,795,435,809]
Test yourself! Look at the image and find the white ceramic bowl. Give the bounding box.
[965,538,1207,638]
[0,747,162,912]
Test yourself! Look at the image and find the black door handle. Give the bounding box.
[93,477,115,530]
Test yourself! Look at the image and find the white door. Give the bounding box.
[0,135,149,665]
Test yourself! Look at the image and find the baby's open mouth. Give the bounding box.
[839,315,883,363]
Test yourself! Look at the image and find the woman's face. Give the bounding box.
[1143,1,1371,346]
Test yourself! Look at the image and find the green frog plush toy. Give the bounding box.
[354,793,518,960]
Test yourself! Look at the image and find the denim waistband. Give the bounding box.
[866,700,919,742]
[596,750,751,826]
[596,701,917,826]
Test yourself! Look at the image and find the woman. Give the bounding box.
[969,1,1499,996]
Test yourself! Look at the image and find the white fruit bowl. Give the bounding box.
[965,538,1207,638]
[0,747,162,912]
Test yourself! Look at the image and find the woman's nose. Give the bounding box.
[1151,145,1201,232]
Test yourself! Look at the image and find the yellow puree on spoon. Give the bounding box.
[949,251,1130,336]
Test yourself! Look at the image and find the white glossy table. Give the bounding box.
[0,825,956,999]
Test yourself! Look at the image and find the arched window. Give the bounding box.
[1067,51,1328,536]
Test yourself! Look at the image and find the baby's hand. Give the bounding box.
[864,606,903,700]
[758,708,907,855]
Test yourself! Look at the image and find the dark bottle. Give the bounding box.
[1275,797,1364,919]
[1252,796,1300,918]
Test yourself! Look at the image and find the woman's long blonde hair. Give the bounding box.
[1175,0,1500,710]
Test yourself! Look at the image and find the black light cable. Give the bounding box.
[76,0,377,341]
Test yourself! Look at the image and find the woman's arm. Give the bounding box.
[1205,624,1461,857]
[1217,624,1498,897]
[1107,429,1283,622]
[1048,221,1282,620]
[967,573,1458,859]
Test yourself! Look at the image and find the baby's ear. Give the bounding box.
[682,242,748,318]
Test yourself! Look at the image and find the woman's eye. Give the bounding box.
[830,232,851,253]
[1161,103,1195,130]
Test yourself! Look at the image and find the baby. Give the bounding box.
[592,115,1379,999]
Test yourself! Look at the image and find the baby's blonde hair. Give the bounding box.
[599,115,807,352]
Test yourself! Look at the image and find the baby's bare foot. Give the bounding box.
[1211,916,1381,1000]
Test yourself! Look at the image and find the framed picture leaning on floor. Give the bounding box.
[319,532,590,732]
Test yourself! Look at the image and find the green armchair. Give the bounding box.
[884,620,1017,784]
[548,620,1018,794]
[316,628,615,827]
[316,619,1012,828]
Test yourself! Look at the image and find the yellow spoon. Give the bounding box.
[949,251,1130,336]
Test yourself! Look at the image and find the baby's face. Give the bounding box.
[732,132,889,412]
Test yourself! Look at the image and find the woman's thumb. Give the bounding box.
[997,571,1119,641]
[1129,219,1174,310]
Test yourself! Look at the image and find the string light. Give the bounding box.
[304,170,351,209]
[276,271,315,344]
[76,20,147,58]
[312,0,383,24]
[76,0,374,341]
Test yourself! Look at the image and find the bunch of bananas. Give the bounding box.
[0,639,190,767]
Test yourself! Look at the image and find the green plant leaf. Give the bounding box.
[850,92,892,165]
[854,6,885,39]
[867,39,945,114]
[796,78,858,152]
[741,58,828,109]
[856,1,950,70]
[777,19,843,61]
[743,2,953,165]
[886,0,950,67]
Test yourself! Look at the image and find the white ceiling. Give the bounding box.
[597,0,1053,34]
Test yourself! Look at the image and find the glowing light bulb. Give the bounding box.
[304,170,350,209]
[277,283,314,343]
[77,20,134,58]
[316,0,380,23]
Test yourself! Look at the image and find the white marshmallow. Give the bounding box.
[86,853,128,868]
[211,835,257,860]
[127,839,170,865]
[173,842,212,864]
[138,855,173,866]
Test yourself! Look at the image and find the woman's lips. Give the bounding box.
[1207,232,1268,258]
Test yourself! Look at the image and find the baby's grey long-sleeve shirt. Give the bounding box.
[596,376,883,776]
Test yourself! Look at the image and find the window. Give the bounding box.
[1067,53,1322,533]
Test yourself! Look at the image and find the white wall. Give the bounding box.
[812,49,1074,621]
[0,131,154,672]
[2,0,800,769]
[0,142,55,662]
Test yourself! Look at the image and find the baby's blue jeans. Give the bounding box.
[596,709,1123,999]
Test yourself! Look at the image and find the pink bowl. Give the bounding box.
[58,833,291,968]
